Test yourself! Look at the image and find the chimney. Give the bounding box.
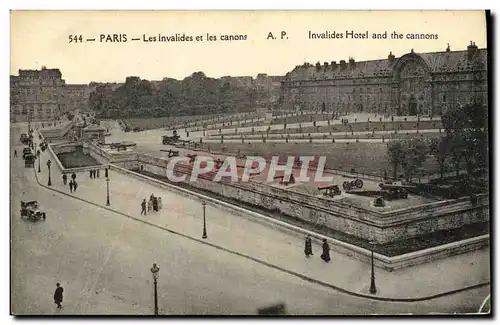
[349,57,355,67]
[467,41,478,60]
[340,60,347,69]
[331,61,337,69]
[388,51,395,62]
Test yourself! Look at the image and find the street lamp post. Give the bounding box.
[106,177,110,206]
[37,150,41,173]
[150,263,160,316]
[34,142,37,171]
[46,160,52,186]
[369,241,377,294]
[202,201,207,239]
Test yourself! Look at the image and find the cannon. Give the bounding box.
[318,185,341,197]
[160,149,180,158]
[378,183,409,200]
[186,153,197,164]
[274,174,295,186]
[342,178,364,191]
[162,134,181,145]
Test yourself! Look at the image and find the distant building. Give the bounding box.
[10,66,66,122]
[64,84,92,112]
[281,42,488,115]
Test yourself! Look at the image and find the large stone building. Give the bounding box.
[10,67,96,122]
[280,42,488,116]
[10,66,66,122]
[64,84,92,112]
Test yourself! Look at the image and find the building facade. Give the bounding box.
[280,42,488,116]
[10,67,96,122]
[64,84,92,112]
[10,67,66,122]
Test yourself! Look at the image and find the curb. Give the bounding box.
[31,165,490,303]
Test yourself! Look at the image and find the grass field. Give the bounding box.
[203,142,440,178]
[124,112,266,131]
[252,120,442,135]
[57,152,100,168]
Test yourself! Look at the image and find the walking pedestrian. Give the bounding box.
[153,197,158,212]
[62,174,67,185]
[96,169,100,178]
[147,198,153,212]
[304,235,313,258]
[54,283,64,309]
[158,197,162,210]
[141,199,147,215]
[320,239,331,263]
[69,180,74,193]
[73,181,78,192]
[14,149,17,157]
[71,173,76,182]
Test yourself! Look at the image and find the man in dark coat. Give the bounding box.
[54,283,64,309]
[73,181,78,192]
[62,174,67,185]
[141,199,147,215]
[304,235,313,258]
[89,169,93,178]
[69,180,74,193]
[71,173,76,181]
[320,239,331,263]
[153,197,158,212]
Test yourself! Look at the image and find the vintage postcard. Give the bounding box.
[9,10,491,316]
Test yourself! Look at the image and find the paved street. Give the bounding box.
[10,123,490,315]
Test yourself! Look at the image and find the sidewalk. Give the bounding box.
[35,140,490,300]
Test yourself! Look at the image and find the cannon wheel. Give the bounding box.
[355,179,363,188]
[343,181,351,191]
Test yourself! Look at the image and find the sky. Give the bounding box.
[10,10,487,84]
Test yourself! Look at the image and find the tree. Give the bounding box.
[428,136,451,180]
[400,139,429,182]
[441,102,488,179]
[387,141,406,180]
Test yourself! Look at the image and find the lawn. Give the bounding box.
[57,152,101,168]
[203,142,440,178]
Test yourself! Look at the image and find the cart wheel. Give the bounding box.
[355,179,363,188]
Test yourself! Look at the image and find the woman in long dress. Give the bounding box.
[320,239,331,262]
[304,235,313,258]
[147,199,153,212]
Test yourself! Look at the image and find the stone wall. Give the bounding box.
[133,154,489,244]
[109,163,490,270]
